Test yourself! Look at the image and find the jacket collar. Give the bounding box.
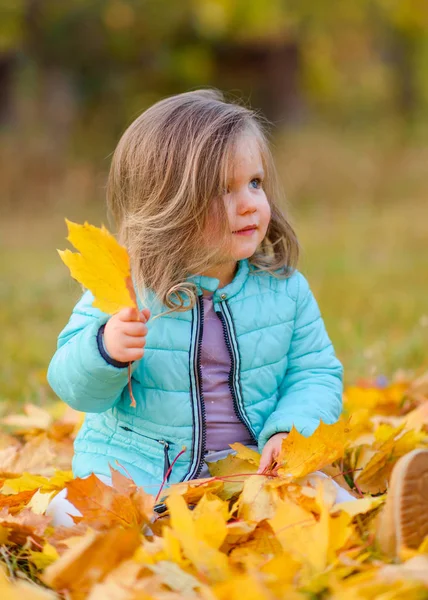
[186,258,250,302]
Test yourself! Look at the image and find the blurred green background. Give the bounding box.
[1,0,427,407]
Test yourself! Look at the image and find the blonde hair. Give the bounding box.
[107,88,299,314]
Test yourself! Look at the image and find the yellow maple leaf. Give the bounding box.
[207,454,259,499]
[269,483,353,575]
[276,418,351,480]
[58,219,137,314]
[42,527,141,596]
[166,492,231,583]
[237,475,279,523]
[3,470,73,494]
[229,442,261,466]
[354,424,426,494]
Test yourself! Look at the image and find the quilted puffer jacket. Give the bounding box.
[47,259,343,489]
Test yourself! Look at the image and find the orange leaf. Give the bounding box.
[0,488,37,515]
[42,527,141,598]
[0,507,51,547]
[65,469,154,529]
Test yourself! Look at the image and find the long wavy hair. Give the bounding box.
[106,88,299,314]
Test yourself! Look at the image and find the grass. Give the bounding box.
[0,126,427,408]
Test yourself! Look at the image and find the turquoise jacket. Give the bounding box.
[47,259,343,490]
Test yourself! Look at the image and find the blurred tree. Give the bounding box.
[0,0,427,153]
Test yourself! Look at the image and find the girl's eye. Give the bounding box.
[250,178,263,189]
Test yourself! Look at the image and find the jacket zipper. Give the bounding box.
[122,295,207,485]
[216,301,257,441]
[186,294,207,480]
[119,425,171,479]
[123,295,255,485]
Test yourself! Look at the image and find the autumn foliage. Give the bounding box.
[0,376,428,599]
[0,222,427,598]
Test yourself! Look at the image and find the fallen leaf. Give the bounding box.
[237,475,279,523]
[164,476,224,505]
[276,418,350,480]
[207,454,259,499]
[2,470,73,495]
[0,508,51,547]
[0,488,37,514]
[0,436,56,478]
[332,495,385,518]
[166,491,231,583]
[1,404,52,431]
[354,425,426,493]
[42,527,141,599]
[65,470,154,529]
[229,443,261,466]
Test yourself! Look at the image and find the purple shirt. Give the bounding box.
[201,295,254,451]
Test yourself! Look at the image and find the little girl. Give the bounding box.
[47,88,356,526]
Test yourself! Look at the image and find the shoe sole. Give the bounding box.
[383,449,428,554]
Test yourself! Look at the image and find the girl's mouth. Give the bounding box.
[233,226,258,236]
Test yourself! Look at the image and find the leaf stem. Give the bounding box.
[128,363,136,408]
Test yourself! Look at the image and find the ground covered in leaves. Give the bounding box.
[1,372,428,599]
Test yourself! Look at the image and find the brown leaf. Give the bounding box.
[65,469,154,529]
[0,507,51,547]
[42,527,141,599]
[0,435,56,478]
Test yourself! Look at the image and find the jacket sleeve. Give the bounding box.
[258,272,343,450]
[47,289,138,413]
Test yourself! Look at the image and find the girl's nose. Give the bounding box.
[237,190,258,214]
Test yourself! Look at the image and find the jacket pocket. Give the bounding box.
[119,425,171,480]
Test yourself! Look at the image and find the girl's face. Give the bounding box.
[205,133,271,265]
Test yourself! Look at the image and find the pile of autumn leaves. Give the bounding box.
[0,374,428,599]
[1,221,428,599]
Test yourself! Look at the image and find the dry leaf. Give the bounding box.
[1,404,52,431]
[276,418,350,480]
[0,488,37,514]
[58,220,137,315]
[237,475,279,523]
[207,454,259,498]
[43,527,141,599]
[65,469,154,529]
[0,435,56,478]
[0,507,51,547]
[354,425,426,493]
[229,443,261,466]
[1,369,428,598]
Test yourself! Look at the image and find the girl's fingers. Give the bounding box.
[257,446,273,474]
[123,336,147,349]
[118,307,151,323]
[118,307,139,322]
[124,348,145,361]
[122,322,148,337]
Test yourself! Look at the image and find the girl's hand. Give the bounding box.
[257,431,289,474]
[103,307,151,364]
